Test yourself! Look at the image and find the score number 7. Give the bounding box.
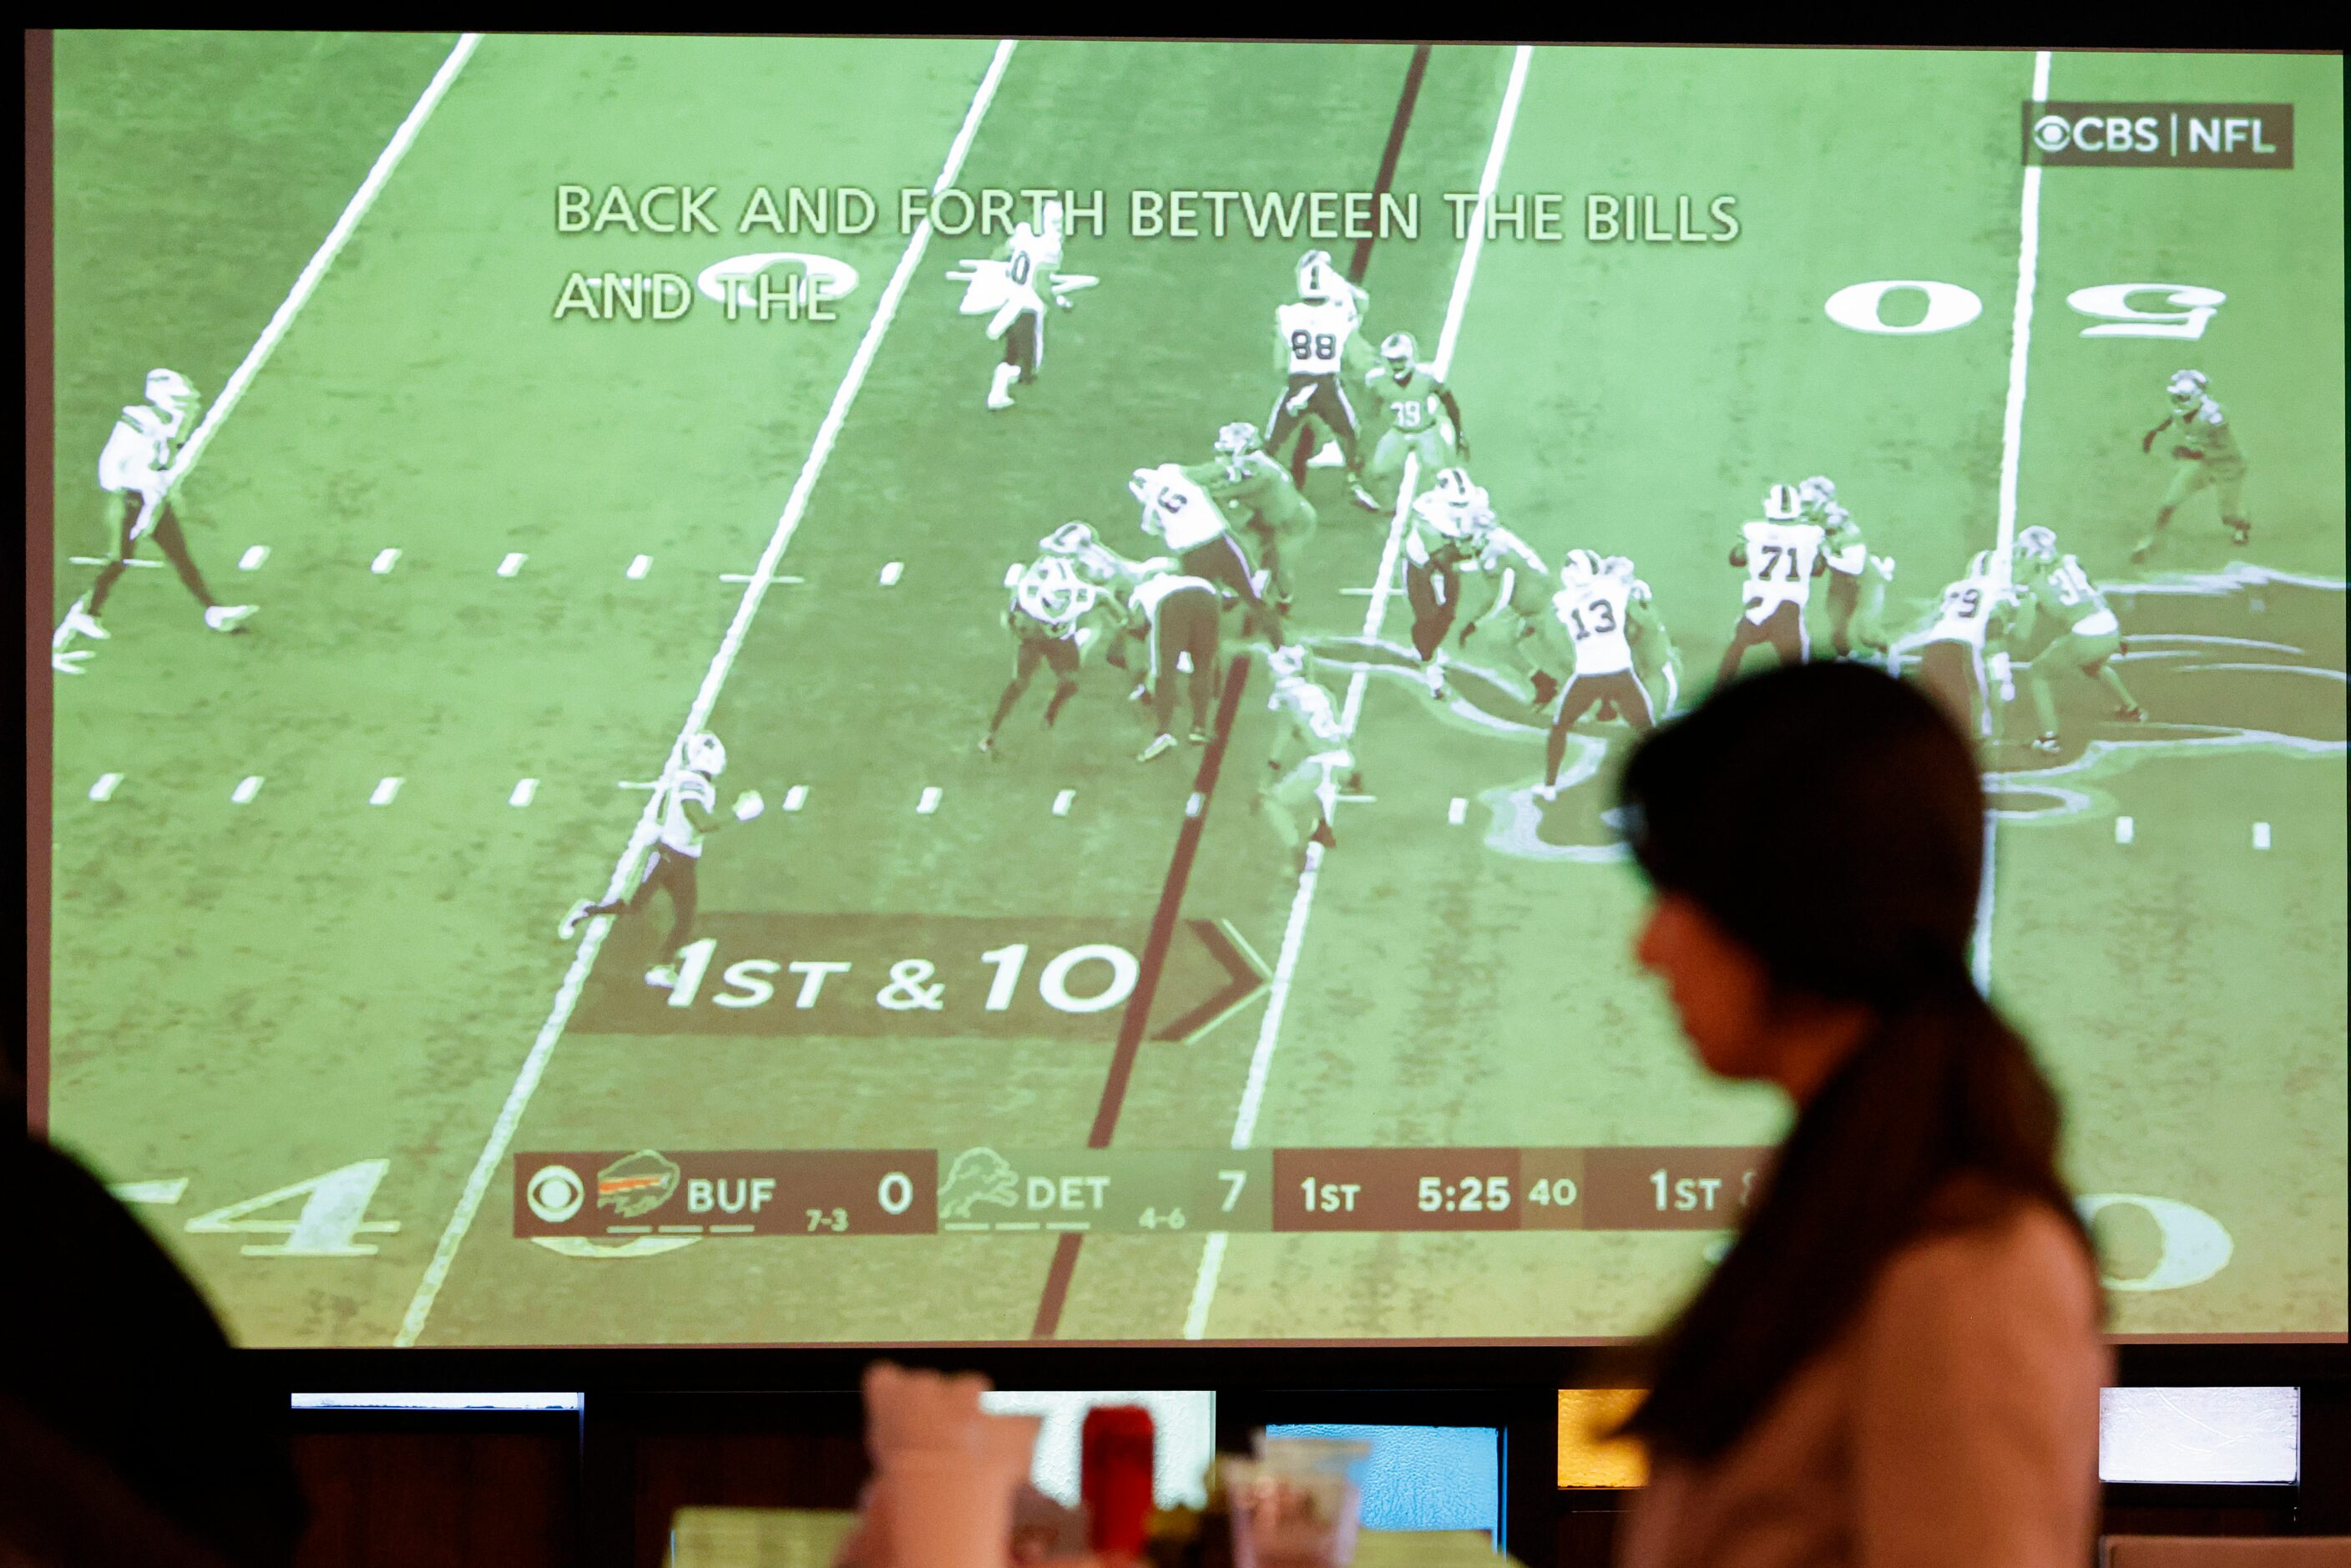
[1217,1170,1247,1211]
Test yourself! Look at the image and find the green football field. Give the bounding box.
[44,35,2346,1347]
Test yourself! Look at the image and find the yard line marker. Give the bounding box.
[68,555,159,568]
[1190,44,1533,1342]
[231,776,264,805]
[917,786,943,815]
[509,778,537,807]
[2115,815,2135,845]
[107,1178,188,1206]
[53,35,483,655]
[718,572,805,585]
[498,552,527,577]
[2252,822,2271,850]
[371,548,401,574]
[880,560,904,586]
[1970,48,2053,1001]
[88,773,123,802]
[397,39,1022,1349]
[1448,796,1467,825]
[782,785,808,812]
[239,546,270,571]
[370,776,403,806]
[626,554,652,579]
[1052,789,1075,817]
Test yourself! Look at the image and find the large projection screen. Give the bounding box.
[34,34,2346,1348]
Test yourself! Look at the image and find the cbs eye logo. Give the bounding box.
[527,1164,584,1224]
[2032,114,2074,153]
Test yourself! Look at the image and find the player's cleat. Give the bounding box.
[1534,782,1560,803]
[978,734,998,756]
[2032,732,2061,756]
[204,604,256,634]
[1423,663,1450,701]
[53,649,93,676]
[1128,682,1149,702]
[645,964,681,989]
[1137,733,1177,763]
[559,900,593,940]
[1308,819,1337,852]
[2116,704,2147,722]
[61,596,109,641]
[986,362,1019,410]
[1350,483,1383,512]
[1529,672,1561,708]
[2227,518,2252,547]
[1188,726,1211,745]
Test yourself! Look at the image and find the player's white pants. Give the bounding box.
[1262,748,1351,849]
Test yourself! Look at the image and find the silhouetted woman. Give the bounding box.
[1612,661,2107,1568]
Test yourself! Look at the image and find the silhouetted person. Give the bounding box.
[2,1048,305,1566]
[1610,662,2106,1568]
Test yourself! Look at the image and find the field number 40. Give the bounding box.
[185,1159,399,1257]
[1825,281,2226,340]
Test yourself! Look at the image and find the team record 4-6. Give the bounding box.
[512,1146,1771,1238]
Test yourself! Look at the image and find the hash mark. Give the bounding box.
[238,546,270,571]
[626,554,651,579]
[2115,816,2135,845]
[2252,822,2271,850]
[231,776,264,805]
[498,552,527,577]
[371,548,401,574]
[371,776,403,807]
[917,786,942,815]
[1053,788,1074,817]
[1449,797,1467,825]
[879,561,904,586]
[783,785,807,812]
[89,772,123,802]
[509,778,537,807]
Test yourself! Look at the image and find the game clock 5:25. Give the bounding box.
[1419,1174,1510,1215]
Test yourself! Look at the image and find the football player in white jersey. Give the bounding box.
[56,368,255,666]
[1890,550,2017,741]
[1124,567,1226,761]
[968,198,1083,411]
[1401,468,1490,700]
[2010,526,2146,754]
[980,556,1102,755]
[559,731,766,988]
[1540,550,1665,797]
[1457,517,1570,707]
[1715,483,1827,686]
[1797,477,1883,661]
[1132,463,1285,648]
[1259,644,1359,863]
[1607,554,1685,721]
[1263,250,1371,503]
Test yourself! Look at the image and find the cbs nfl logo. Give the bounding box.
[526,1163,585,1224]
[2025,102,2293,169]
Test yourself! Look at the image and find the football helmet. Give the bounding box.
[1762,483,1802,522]
[2167,368,2207,412]
[2015,525,2058,563]
[1379,331,1418,375]
[1603,554,1636,579]
[146,367,197,412]
[1560,549,1606,584]
[1215,422,1259,474]
[1267,644,1308,681]
[1429,467,1477,508]
[1017,557,1100,627]
[1041,520,1098,556]
[1297,248,1337,301]
[685,732,728,776]
[1795,475,1836,517]
[1039,196,1065,238]
[1458,503,1498,545]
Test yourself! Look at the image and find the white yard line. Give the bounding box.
[394,39,1020,1348]
[1973,48,2052,997]
[1184,44,1533,1342]
[59,34,482,629]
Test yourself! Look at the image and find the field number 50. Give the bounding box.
[1825,280,2226,339]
